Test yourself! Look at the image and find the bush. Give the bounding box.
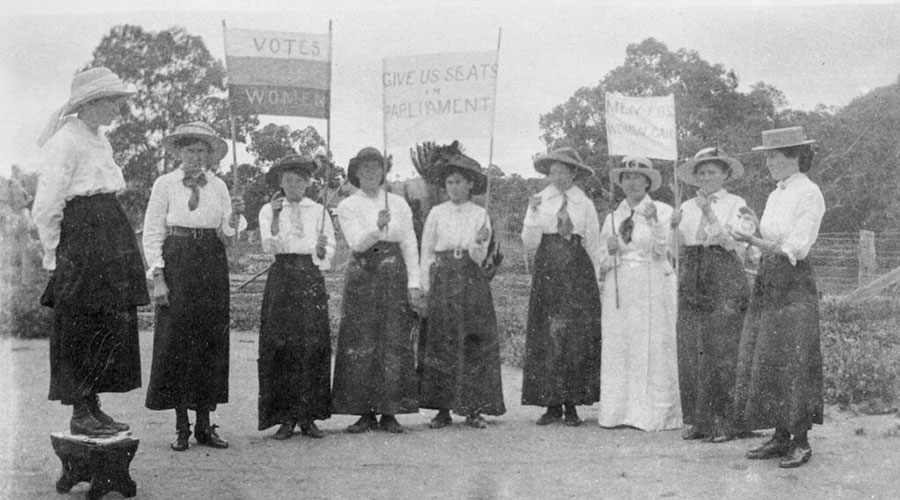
[0,226,53,338]
[821,297,900,413]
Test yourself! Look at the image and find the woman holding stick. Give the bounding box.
[520,147,602,427]
[598,156,681,432]
[730,127,826,469]
[670,148,753,442]
[332,147,424,434]
[143,122,245,451]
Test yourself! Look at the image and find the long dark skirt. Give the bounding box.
[257,254,332,430]
[677,245,749,435]
[44,194,147,404]
[733,254,824,433]
[419,251,505,416]
[331,242,418,415]
[145,234,230,411]
[522,234,602,407]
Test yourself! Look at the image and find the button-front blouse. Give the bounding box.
[258,197,336,271]
[677,188,749,249]
[419,200,491,292]
[599,195,674,270]
[335,188,420,289]
[759,172,826,265]
[33,117,127,270]
[521,184,603,279]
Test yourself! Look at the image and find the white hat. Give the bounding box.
[37,67,136,146]
[751,126,816,151]
[161,122,229,165]
[611,156,663,192]
[677,147,744,186]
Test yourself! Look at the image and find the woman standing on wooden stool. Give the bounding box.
[257,155,336,440]
[34,67,149,437]
[418,145,505,429]
[142,122,245,451]
[730,126,826,468]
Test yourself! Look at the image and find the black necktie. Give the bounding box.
[619,210,635,244]
[182,171,207,211]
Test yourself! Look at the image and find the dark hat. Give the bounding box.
[266,155,317,188]
[425,152,487,195]
[347,147,390,188]
[677,147,744,186]
[533,147,594,178]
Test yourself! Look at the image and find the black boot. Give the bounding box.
[564,404,582,427]
[171,423,191,452]
[536,405,563,426]
[70,399,117,437]
[194,410,228,449]
[89,395,130,432]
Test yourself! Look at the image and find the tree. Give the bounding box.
[539,38,786,213]
[88,25,259,225]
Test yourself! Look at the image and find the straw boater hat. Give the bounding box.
[533,147,595,179]
[751,126,816,151]
[676,147,744,186]
[347,147,391,188]
[611,156,663,192]
[266,154,318,188]
[424,144,488,195]
[161,122,229,165]
[37,66,137,146]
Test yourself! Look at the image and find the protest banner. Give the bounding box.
[382,51,499,175]
[605,93,677,161]
[224,27,331,118]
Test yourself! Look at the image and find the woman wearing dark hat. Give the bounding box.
[256,155,335,440]
[332,147,423,434]
[418,147,505,429]
[671,148,753,442]
[598,156,681,432]
[729,126,826,468]
[520,147,602,427]
[33,66,149,436]
[142,121,246,451]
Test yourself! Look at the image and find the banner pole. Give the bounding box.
[607,158,620,309]
[485,27,502,216]
[381,57,389,214]
[222,19,241,241]
[673,158,681,278]
[321,19,333,234]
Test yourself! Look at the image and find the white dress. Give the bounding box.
[598,195,682,431]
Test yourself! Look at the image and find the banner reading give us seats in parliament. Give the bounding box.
[224,27,331,118]
[383,51,499,164]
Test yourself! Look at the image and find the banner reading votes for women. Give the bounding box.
[605,93,677,161]
[383,51,498,162]
[224,28,330,118]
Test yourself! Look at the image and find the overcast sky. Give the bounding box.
[1,0,899,180]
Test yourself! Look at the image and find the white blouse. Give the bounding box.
[677,189,749,250]
[33,117,127,270]
[142,168,245,276]
[258,198,336,271]
[759,172,826,265]
[599,195,674,271]
[521,184,603,279]
[335,189,420,289]
[419,200,491,292]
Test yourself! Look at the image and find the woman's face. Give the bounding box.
[765,150,799,181]
[356,161,384,192]
[445,172,473,203]
[84,96,125,127]
[694,162,728,193]
[179,141,210,174]
[279,171,310,202]
[548,162,575,192]
[620,171,651,200]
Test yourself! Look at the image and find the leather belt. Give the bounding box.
[166,226,218,239]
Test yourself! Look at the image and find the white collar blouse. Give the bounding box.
[258,197,336,271]
[759,172,826,265]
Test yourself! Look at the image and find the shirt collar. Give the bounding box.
[777,172,806,190]
[543,184,583,201]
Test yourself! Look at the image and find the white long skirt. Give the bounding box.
[599,259,682,431]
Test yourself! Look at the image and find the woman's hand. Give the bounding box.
[315,233,328,259]
[377,209,391,231]
[528,194,542,212]
[152,275,170,307]
[670,208,682,227]
[232,196,245,214]
[696,193,713,216]
[642,202,658,222]
[476,223,491,244]
[729,227,755,244]
[607,237,620,255]
[270,192,284,212]
[408,288,426,316]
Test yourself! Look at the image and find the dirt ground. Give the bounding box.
[2,331,899,500]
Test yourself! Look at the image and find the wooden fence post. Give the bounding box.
[858,230,876,288]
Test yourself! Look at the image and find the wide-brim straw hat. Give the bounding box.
[425,153,487,195]
[533,147,594,179]
[266,154,318,189]
[347,147,391,188]
[751,126,816,151]
[677,147,744,186]
[161,122,229,165]
[611,156,663,192]
[37,67,136,146]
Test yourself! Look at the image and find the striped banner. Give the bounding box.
[224,28,331,118]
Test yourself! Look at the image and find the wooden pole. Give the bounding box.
[222,19,241,241]
[485,28,502,216]
[608,158,620,309]
[321,19,333,234]
[858,229,877,288]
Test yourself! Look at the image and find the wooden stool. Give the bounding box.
[50,431,139,499]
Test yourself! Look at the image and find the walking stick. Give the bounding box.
[607,158,620,309]
[232,265,271,292]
